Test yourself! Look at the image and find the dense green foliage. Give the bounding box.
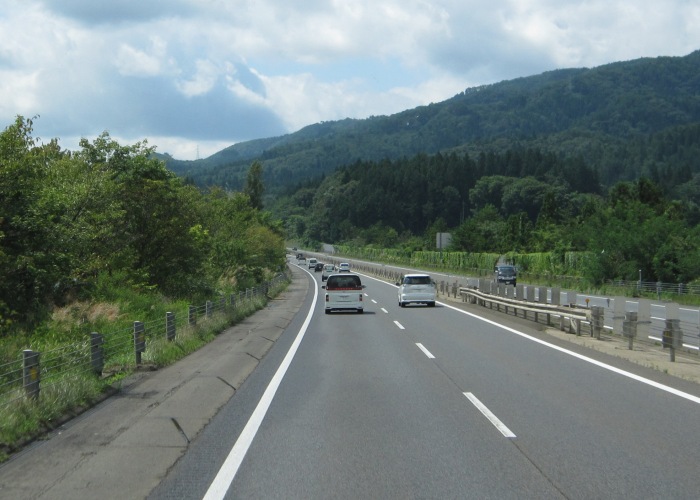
[276,144,700,285]
[0,117,286,333]
[164,51,700,197]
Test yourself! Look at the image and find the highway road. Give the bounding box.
[314,254,700,352]
[150,263,700,499]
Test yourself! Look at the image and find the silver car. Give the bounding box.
[321,264,335,281]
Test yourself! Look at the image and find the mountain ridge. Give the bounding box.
[163,50,700,192]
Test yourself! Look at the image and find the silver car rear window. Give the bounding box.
[404,276,431,285]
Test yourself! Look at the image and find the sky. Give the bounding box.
[1,1,699,160]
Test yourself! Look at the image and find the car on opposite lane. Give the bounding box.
[494,264,517,286]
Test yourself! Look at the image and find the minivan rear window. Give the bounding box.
[326,275,362,289]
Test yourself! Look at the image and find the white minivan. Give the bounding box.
[323,273,365,314]
[397,274,436,307]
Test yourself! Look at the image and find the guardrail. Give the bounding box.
[460,286,590,335]
[457,281,697,361]
[310,254,700,362]
[0,273,289,409]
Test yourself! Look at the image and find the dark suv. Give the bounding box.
[495,265,517,286]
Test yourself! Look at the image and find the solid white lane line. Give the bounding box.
[440,302,700,406]
[464,392,516,438]
[381,308,388,314]
[394,320,405,330]
[203,273,318,500]
[416,343,435,359]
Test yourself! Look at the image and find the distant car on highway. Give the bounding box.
[314,262,324,272]
[337,262,351,272]
[308,258,318,269]
[495,265,517,286]
[397,274,436,307]
[321,264,335,281]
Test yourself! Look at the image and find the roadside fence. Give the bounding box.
[0,272,289,409]
[604,279,700,297]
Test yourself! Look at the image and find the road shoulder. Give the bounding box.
[0,264,310,500]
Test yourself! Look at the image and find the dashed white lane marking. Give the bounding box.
[464,392,516,438]
[394,320,405,330]
[381,308,388,314]
[416,343,435,359]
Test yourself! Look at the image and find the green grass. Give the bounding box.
[0,372,108,459]
[0,276,289,461]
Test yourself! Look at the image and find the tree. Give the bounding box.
[0,117,60,327]
[244,161,265,210]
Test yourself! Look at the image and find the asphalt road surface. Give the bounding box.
[2,262,699,499]
[151,264,700,499]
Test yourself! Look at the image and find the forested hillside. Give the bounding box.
[165,50,700,194]
[273,129,700,286]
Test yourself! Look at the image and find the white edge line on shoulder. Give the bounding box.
[439,301,700,406]
[203,268,318,499]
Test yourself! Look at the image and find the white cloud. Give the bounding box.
[0,70,40,116]
[1,0,699,160]
[114,37,168,77]
[176,59,220,97]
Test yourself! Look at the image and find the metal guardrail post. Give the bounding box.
[623,311,637,350]
[590,305,604,340]
[536,287,548,325]
[133,321,145,365]
[90,332,104,374]
[188,305,196,326]
[612,298,626,337]
[206,300,213,318]
[662,319,681,362]
[551,288,561,306]
[23,349,40,401]
[636,299,651,344]
[166,312,176,341]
